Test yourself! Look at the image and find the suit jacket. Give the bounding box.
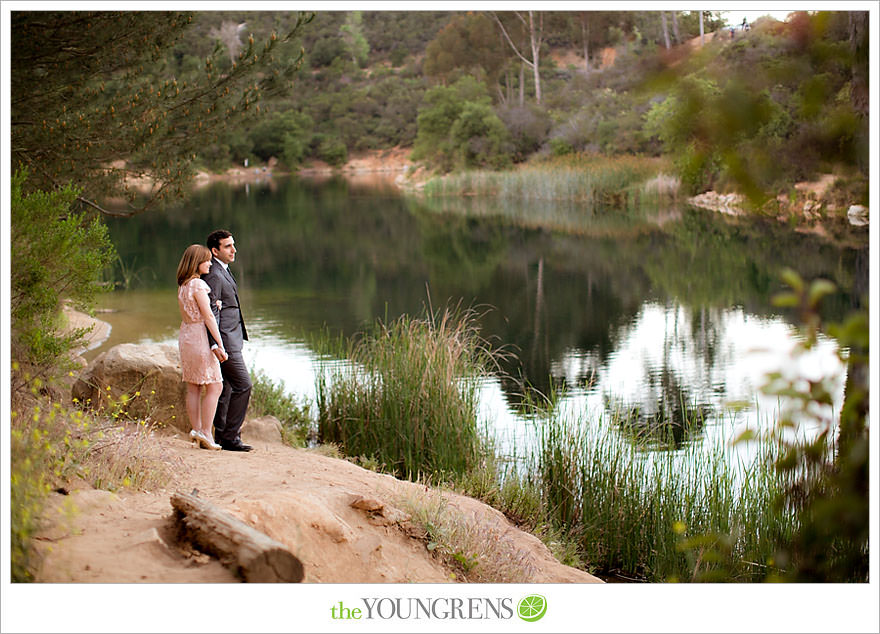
[202,257,248,353]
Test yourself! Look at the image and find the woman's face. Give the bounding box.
[198,258,212,275]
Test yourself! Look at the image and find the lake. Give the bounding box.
[93,174,868,456]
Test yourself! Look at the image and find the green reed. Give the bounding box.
[514,401,794,582]
[315,307,497,480]
[422,154,672,208]
[311,311,796,582]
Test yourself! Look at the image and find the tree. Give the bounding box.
[660,12,671,49]
[423,13,507,90]
[340,11,369,68]
[490,11,544,104]
[11,11,312,215]
[10,170,115,372]
[700,11,704,45]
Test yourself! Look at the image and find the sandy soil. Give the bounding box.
[33,427,601,584]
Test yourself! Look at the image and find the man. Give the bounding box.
[203,229,253,452]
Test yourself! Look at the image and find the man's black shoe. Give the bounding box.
[222,440,253,452]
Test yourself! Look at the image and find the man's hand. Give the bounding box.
[213,348,228,363]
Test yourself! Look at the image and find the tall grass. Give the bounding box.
[250,368,313,446]
[422,154,675,208]
[311,310,799,582]
[514,399,794,582]
[315,307,498,479]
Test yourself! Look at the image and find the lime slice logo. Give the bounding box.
[517,594,547,622]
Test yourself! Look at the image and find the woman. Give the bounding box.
[176,244,228,450]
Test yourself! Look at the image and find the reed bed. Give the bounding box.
[516,405,794,582]
[422,154,674,208]
[312,313,797,582]
[315,307,497,480]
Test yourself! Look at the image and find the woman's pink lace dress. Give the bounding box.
[177,278,222,384]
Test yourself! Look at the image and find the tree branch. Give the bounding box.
[489,12,535,69]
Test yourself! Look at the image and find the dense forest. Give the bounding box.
[172,10,867,201]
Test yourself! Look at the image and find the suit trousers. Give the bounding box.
[213,350,252,445]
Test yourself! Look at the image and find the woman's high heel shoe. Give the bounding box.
[190,429,200,446]
[195,430,222,451]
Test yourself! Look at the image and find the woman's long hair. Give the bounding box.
[176,244,212,287]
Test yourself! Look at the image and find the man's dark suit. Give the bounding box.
[202,256,251,447]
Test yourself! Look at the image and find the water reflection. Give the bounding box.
[97,177,865,453]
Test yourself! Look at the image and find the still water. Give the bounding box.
[94,175,868,456]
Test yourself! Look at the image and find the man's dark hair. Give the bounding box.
[207,229,232,251]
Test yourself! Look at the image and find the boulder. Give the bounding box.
[241,415,283,445]
[72,343,188,432]
[847,204,869,227]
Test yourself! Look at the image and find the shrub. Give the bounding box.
[449,101,513,170]
[249,369,313,446]
[10,170,115,373]
[316,308,495,479]
[318,137,348,167]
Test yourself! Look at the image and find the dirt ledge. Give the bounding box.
[34,427,601,584]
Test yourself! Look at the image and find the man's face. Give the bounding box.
[212,236,236,264]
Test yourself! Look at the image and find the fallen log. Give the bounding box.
[170,490,304,582]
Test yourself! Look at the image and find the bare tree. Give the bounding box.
[580,12,591,73]
[209,21,247,63]
[671,11,681,43]
[490,11,544,104]
[660,12,671,49]
[700,11,705,46]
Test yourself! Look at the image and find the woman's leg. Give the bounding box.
[185,382,202,432]
[201,381,224,438]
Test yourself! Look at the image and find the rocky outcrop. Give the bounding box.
[241,415,283,446]
[688,191,745,215]
[72,343,188,432]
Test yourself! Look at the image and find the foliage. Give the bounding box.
[10,171,116,372]
[316,308,495,479]
[10,376,171,581]
[11,11,312,212]
[423,153,667,208]
[642,11,868,200]
[249,369,313,447]
[424,13,508,85]
[339,11,370,68]
[762,272,869,581]
[413,76,512,171]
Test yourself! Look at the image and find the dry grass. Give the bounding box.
[396,488,539,583]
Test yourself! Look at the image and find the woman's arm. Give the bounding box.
[194,286,227,362]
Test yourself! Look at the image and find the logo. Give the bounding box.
[328,594,547,622]
[517,594,547,622]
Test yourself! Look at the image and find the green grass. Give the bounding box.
[309,310,796,582]
[250,368,313,446]
[512,399,794,582]
[315,306,498,480]
[422,154,675,209]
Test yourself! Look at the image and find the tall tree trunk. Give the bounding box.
[700,11,705,45]
[581,13,590,73]
[849,12,868,117]
[490,10,543,105]
[519,63,525,106]
[671,11,681,43]
[660,12,671,49]
[529,11,542,104]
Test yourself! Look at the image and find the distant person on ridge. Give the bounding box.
[203,229,253,452]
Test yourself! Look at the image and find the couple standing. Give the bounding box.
[176,230,253,452]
